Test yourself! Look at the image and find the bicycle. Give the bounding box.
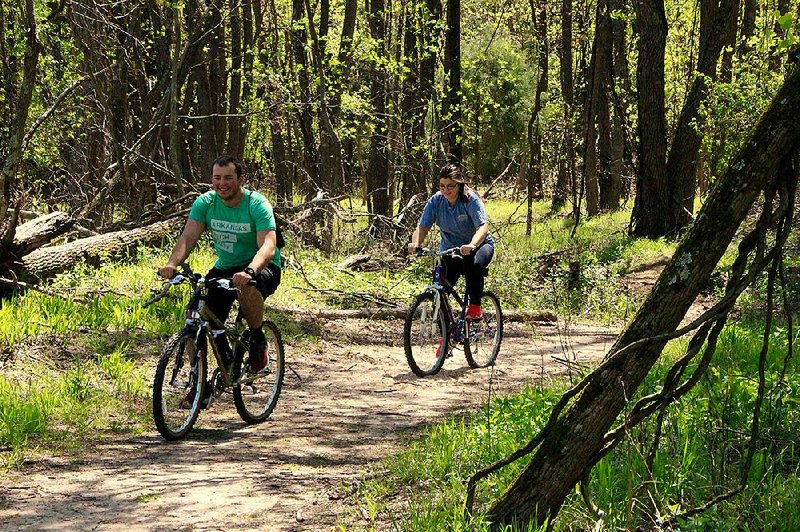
[403,247,503,377]
[145,266,285,440]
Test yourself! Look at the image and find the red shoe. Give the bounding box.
[466,304,482,320]
[249,340,269,373]
[435,338,443,358]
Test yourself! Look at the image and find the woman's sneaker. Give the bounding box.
[466,304,482,320]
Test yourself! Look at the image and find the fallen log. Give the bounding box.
[20,217,182,280]
[11,211,75,257]
[270,306,557,323]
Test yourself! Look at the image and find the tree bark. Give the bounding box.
[583,0,613,216]
[10,212,75,258]
[665,0,738,232]
[526,0,548,235]
[400,0,441,204]
[0,0,39,248]
[366,0,391,217]
[443,0,462,161]
[629,0,669,238]
[485,65,800,529]
[553,0,575,211]
[20,218,183,281]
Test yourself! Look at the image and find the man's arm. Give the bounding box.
[158,219,205,278]
[232,229,277,288]
[249,229,277,272]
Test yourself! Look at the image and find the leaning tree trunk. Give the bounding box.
[665,0,738,232]
[485,64,800,528]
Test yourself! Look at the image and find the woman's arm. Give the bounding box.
[460,223,488,255]
[408,225,431,254]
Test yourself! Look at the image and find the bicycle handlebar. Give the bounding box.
[414,247,463,258]
[144,266,256,307]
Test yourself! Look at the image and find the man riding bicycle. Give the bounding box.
[159,155,282,375]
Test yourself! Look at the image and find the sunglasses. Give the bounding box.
[439,183,458,190]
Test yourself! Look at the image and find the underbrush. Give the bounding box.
[0,201,700,469]
[350,319,800,530]
[0,343,149,467]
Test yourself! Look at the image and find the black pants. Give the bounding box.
[205,262,281,325]
[441,242,494,307]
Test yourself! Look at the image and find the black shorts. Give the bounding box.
[205,262,282,324]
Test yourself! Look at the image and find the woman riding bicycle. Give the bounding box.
[407,163,495,319]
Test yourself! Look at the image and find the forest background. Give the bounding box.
[1,0,800,529]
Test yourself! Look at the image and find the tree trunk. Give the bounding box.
[738,0,757,57]
[553,0,574,211]
[10,212,75,258]
[366,0,391,217]
[226,0,244,159]
[20,218,183,281]
[400,0,441,204]
[443,0,462,161]
[485,64,800,529]
[583,0,613,216]
[629,0,669,238]
[610,0,632,203]
[526,0,547,224]
[291,0,320,193]
[665,0,738,232]
[0,0,38,248]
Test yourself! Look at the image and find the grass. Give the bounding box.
[350,318,800,530]
[0,341,149,467]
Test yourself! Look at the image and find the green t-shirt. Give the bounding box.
[189,189,282,270]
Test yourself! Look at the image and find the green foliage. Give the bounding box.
[0,342,149,467]
[462,38,533,177]
[352,384,561,530]
[353,319,800,529]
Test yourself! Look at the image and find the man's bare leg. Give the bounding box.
[237,285,264,329]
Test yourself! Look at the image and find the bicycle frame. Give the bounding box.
[425,254,471,344]
[175,274,248,388]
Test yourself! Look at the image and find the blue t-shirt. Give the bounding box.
[419,191,494,250]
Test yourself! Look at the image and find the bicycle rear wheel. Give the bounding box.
[464,291,503,369]
[152,329,206,440]
[233,320,284,424]
[404,292,450,377]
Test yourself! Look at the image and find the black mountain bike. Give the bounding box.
[145,266,284,440]
[403,247,503,377]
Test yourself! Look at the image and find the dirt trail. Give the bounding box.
[0,318,617,530]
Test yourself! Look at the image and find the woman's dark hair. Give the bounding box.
[439,163,470,203]
[213,155,244,177]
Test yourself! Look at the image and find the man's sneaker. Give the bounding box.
[249,340,269,373]
[466,304,482,320]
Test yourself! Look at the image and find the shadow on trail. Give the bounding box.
[1,320,618,530]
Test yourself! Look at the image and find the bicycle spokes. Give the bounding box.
[464,291,503,369]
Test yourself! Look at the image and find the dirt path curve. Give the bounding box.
[0,318,617,530]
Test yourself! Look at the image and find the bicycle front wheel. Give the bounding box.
[233,320,285,424]
[152,329,206,440]
[404,292,450,377]
[464,291,503,368]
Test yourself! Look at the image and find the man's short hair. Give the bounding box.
[213,155,243,177]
